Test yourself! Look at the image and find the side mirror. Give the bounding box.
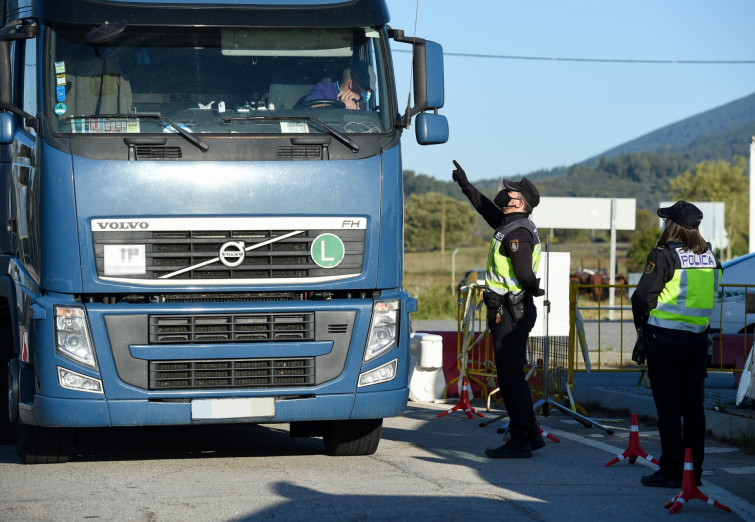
[412,40,445,112]
[0,112,14,144]
[415,113,448,145]
[389,30,446,122]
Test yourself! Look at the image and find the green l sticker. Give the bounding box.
[311,234,344,268]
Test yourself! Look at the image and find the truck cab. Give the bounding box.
[0,0,447,463]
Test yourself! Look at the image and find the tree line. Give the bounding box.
[404,153,750,268]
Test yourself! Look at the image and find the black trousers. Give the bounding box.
[646,324,708,481]
[489,298,538,433]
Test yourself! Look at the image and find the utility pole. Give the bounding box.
[440,198,446,269]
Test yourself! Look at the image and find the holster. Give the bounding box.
[504,291,526,322]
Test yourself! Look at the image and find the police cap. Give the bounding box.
[502,177,540,208]
[657,200,703,230]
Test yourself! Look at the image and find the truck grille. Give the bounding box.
[149,312,314,343]
[91,218,365,284]
[149,358,315,390]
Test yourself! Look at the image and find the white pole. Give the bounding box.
[609,198,617,320]
[750,137,754,254]
[451,248,460,293]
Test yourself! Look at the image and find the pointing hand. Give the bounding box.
[452,160,469,186]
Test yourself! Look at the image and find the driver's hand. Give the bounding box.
[337,90,360,110]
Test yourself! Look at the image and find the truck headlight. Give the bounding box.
[58,367,103,394]
[55,306,97,368]
[364,299,399,362]
[358,359,397,387]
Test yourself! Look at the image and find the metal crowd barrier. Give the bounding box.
[569,281,754,385]
[446,270,574,409]
[446,274,752,407]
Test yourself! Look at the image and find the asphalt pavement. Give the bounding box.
[0,320,752,521]
[1,400,753,521]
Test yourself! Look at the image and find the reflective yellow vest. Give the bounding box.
[648,246,721,333]
[486,219,541,296]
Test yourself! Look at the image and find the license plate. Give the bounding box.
[191,397,275,420]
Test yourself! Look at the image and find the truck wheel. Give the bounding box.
[0,360,13,445]
[323,418,382,456]
[16,423,73,464]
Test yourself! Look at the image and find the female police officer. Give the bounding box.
[631,201,722,488]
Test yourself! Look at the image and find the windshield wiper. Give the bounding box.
[219,115,359,153]
[68,113,209,152]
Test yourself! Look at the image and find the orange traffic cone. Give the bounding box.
[438,376,483,419]
[605,413,659,466]
[665,448,731,514]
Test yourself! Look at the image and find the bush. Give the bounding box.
[411,284,458,320]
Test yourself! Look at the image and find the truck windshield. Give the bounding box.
[47,25,393,136]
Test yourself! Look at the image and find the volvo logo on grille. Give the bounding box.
[219,241,245,267]
[96,221,149,230]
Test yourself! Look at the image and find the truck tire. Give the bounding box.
[0,359,13,445]
[16,423,73,464]
[323,418,382,456]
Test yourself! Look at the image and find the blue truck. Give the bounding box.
[0,0,448,463]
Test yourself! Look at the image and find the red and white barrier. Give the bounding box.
[438,376,484,419]
[665,448,731,514]
[605,413,659,466]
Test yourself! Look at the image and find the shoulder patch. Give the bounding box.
[643,261,655,274]
[494,231,504,241]
[509,239,519,252]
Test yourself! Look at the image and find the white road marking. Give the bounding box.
[549,427,755,521]
[722,467,755,475]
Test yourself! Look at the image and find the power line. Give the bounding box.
[391,48,755,64]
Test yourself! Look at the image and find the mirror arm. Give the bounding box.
[0,102,39,133]
[388,27,430,128]
[0,19,39,41]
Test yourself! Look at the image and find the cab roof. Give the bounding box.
[19,0,390,28]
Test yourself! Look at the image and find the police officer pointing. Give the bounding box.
[631,201,722,488]
[452,160,545,458]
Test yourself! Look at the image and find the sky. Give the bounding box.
[385,0,755,183]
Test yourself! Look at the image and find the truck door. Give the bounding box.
[1,35,37,270]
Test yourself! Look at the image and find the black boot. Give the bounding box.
[528,426,545,451]
[485,430,532,459]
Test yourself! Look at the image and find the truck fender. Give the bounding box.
[0,274,20,358]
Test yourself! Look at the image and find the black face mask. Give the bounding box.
[494,190,513,208]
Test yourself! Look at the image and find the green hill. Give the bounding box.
[583,92,755,164]
[405,91,755,214]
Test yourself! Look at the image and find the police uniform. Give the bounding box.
[486,214,543,453]
[631,201,722,488]
[452,162,545,458]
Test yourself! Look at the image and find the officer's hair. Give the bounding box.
[658,220,708,255]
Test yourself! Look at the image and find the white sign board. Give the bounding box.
[531,197,636,230]
[533,252,570,337]
[659,201,727,252]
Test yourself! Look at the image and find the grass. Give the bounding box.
[728,424,755,453]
